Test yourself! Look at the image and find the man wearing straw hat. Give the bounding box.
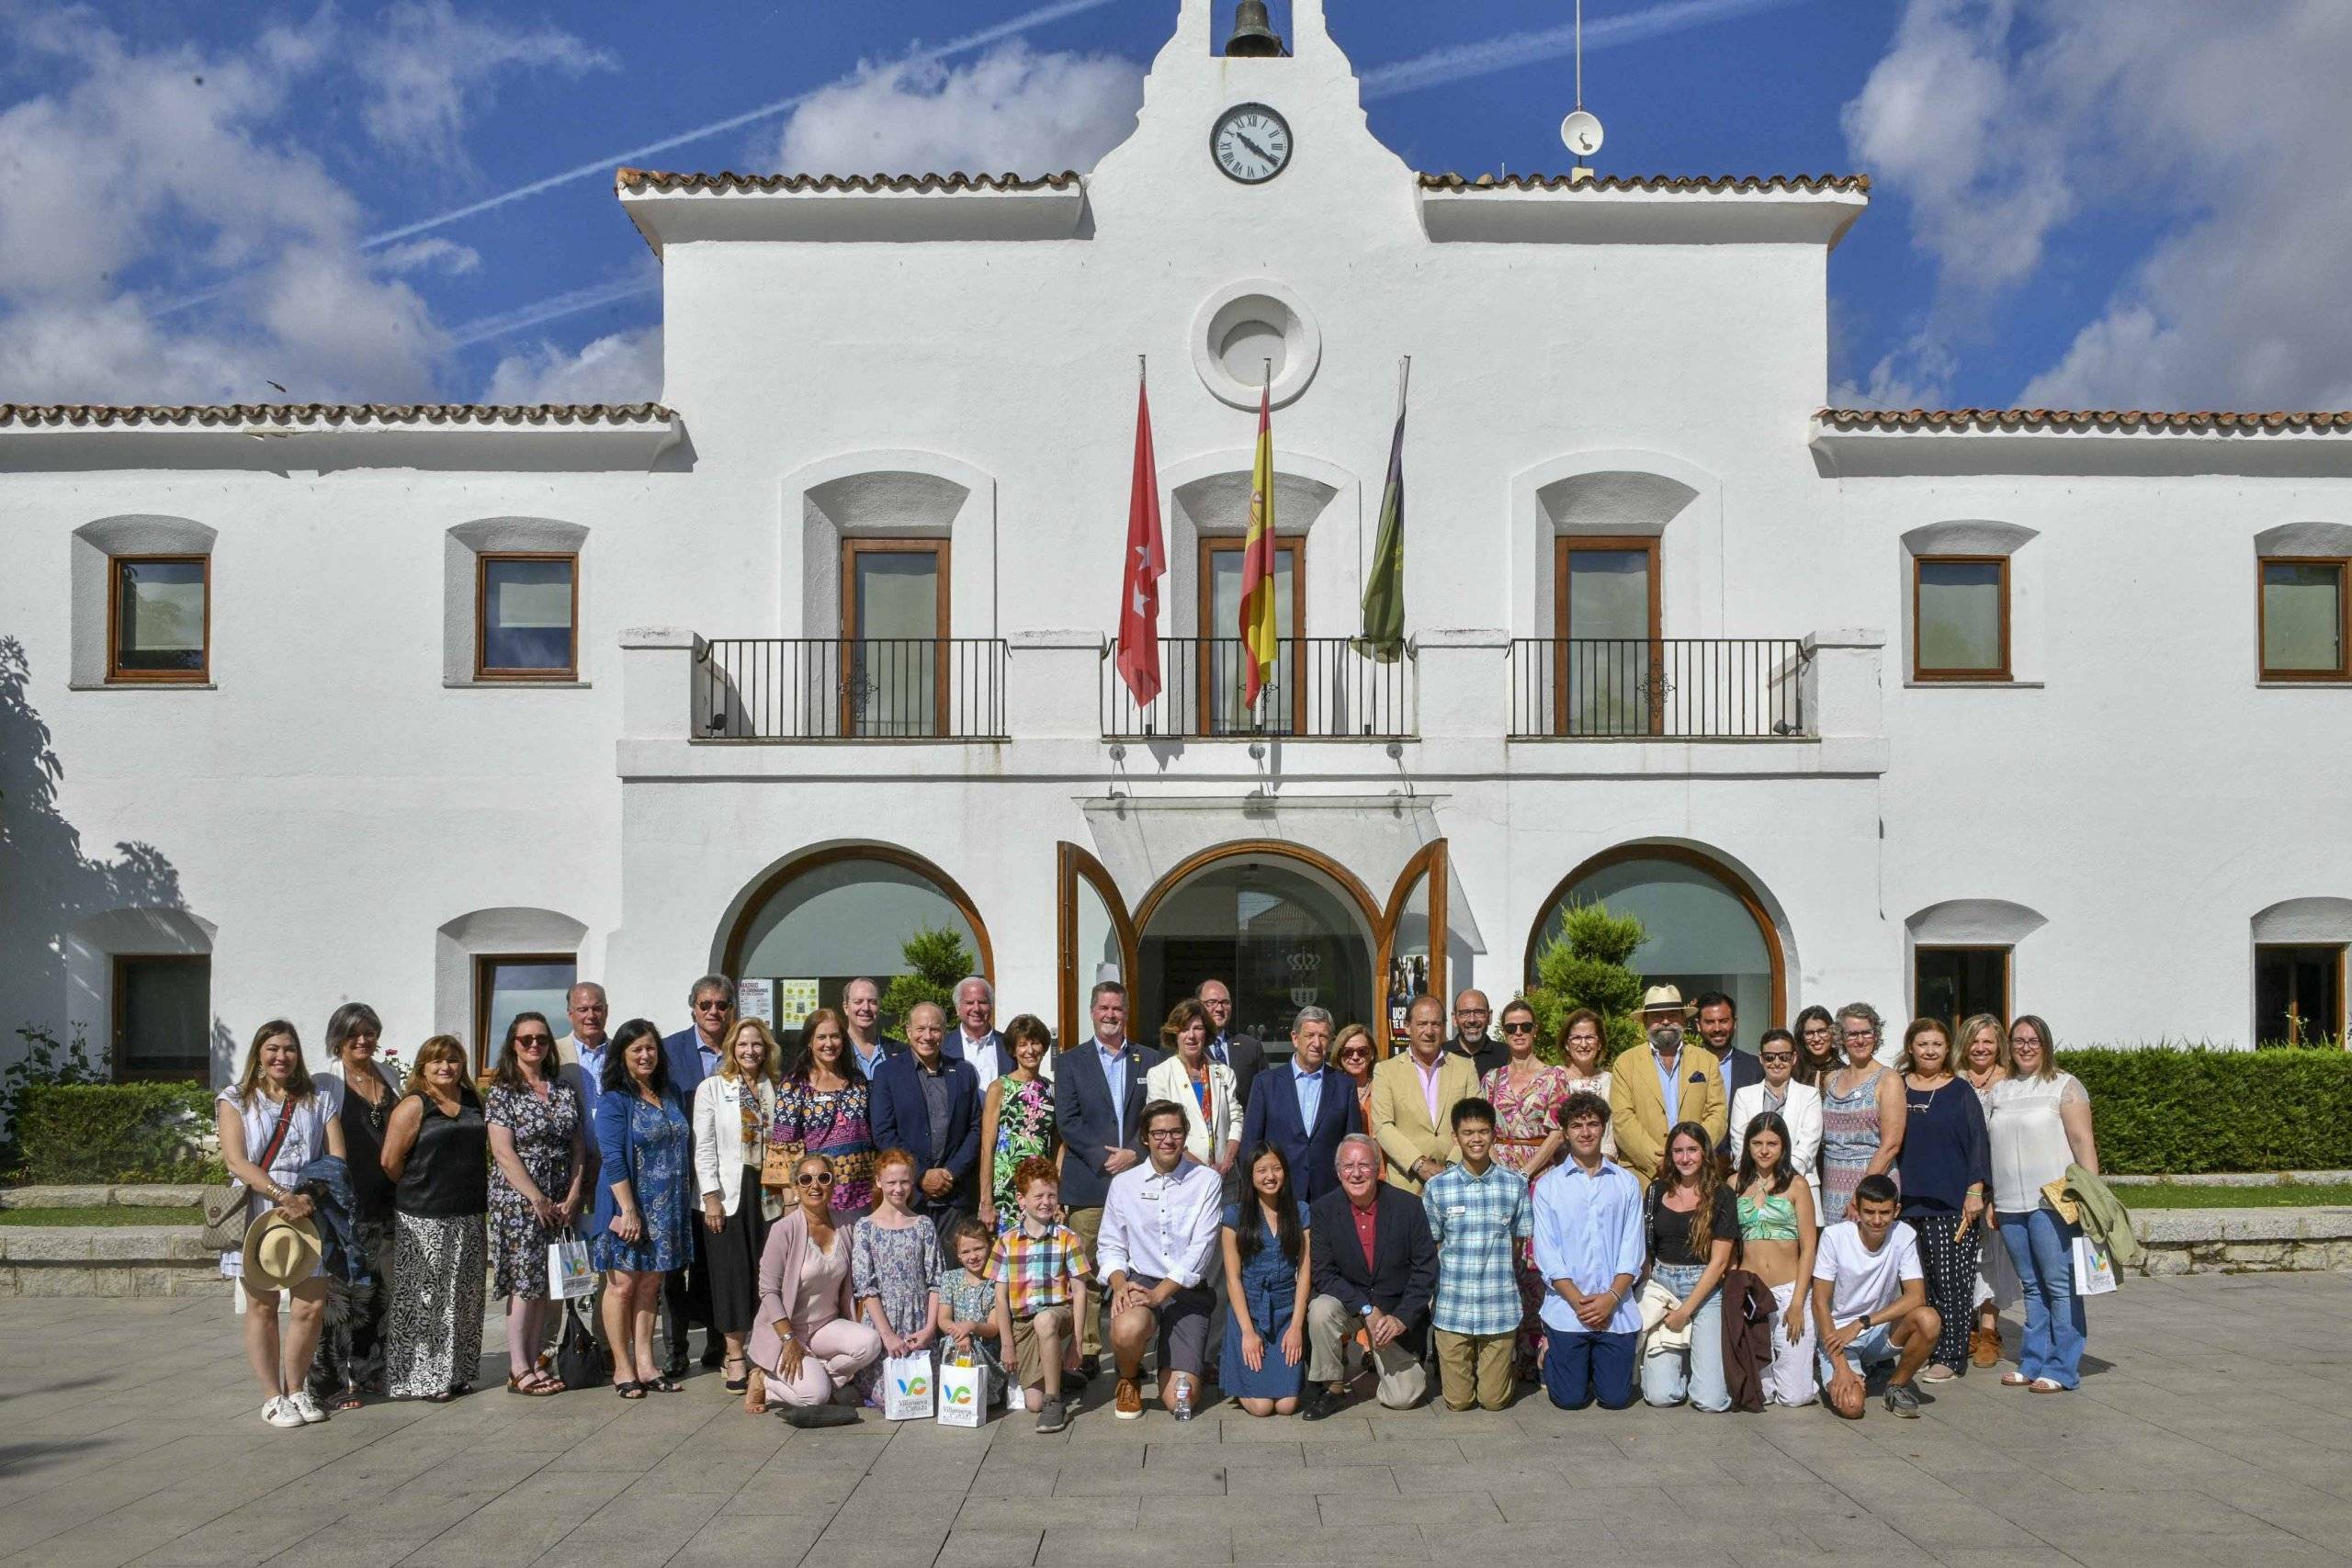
[1607,985,1725,1183]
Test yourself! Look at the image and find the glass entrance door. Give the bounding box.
[1137,855,1374,1059]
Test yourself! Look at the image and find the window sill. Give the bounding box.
[1902,679,2044,690]
[444,678,593,689]
[2256,680,2352,689]
[70,680,217,692]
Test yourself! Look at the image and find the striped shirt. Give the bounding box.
[992,1218,1091,1318]
[1422,1160,1532,1337]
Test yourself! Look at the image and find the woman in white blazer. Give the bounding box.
[1729,1028,1823,1200]
[1146,1000,1240,1172]
[693,1018,785,1393]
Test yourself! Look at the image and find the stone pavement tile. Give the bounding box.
[396,1470,650,1566]
[958,1494,1141,1531]
[1732,1549,1938,1568]
[664,1511,825,1568]
[1490,1484,1671,1526]
[933,1528,1045,1567]
[1052,1462,1222,1497]
[2030,1531,2346,1568]
[0,1485,237,1568]
[1037,1525,1233,1565]
[715,1460,865,1517]
[1314,1489,1501,1529]
[1303,1438,1461,1467]
[1878,1503,2048,1551]
[1232,1526,1430,1565]
[1227,1414,1374,1441]
[797,1521,950,1566]
[1928,1551,2092,1568]
[823,1475,969,1534]
[1151,1439,1301,1471]
[1136,1493,1311,1535]
[1227,1464,1394,1498]
[119,1508,339,1568]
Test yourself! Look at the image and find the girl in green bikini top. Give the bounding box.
[1735,1110,1820,1350]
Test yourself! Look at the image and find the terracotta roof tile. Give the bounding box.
[1816,407,2352,434]
[616,167,1080,195]
[0,401,676,430]
[1418,172,1869,194]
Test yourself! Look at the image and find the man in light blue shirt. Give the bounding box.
[1532,1090,1645,1410]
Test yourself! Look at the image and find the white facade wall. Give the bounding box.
[2,0,2347,1077]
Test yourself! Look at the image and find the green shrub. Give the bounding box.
[2063,1047,2352,1175]
[878,926,975,1032]
[1522,902,1647,1064]
[13,1081,223,1184]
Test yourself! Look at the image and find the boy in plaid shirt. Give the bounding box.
[994,1156,1090,1433]
[1422,1098,1532,1412]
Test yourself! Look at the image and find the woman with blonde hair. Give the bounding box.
[1956,1013,2016,1366]
[1146,998,1240,1172]
[218,1019,343,1427]
[1987,1015,2100,1391]
[381,1033,490,1402]
[695,1015,785,1393]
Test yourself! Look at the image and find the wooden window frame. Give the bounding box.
[1198,536,1306,734]
[2255,942,2348,1047]
[2256,555,2351,682]
[1912,554,2012,682]
[1912,943,2012,1036]
[106,553,210,684]
[1552,536,1663,735]
[472,953,577,1075]
[474,551,580,682]
[840,538,951,736]
[110,953,211,1083]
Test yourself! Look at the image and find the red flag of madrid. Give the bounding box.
[1117,377,1166,706]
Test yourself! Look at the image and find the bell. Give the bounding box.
[1226,0,1284,57]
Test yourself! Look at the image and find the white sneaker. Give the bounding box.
[262,1396,305,1429]
[289,1390,328,1424]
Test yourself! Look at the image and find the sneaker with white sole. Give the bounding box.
[262,1396,305,1429]
[289,1390,329,1424]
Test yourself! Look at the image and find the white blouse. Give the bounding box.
[1987,1071,2089,1213]
[215,1086,333,1275]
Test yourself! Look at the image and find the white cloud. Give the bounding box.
[354,0,610,170]
[481,325,663,405]
[773,41,1141,176]
[1846,0,2352,409]
[377,237,481,276]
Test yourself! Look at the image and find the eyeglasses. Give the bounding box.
[694,1000,729,1013]
[1841,1029,1875,1041]
[1501,1021,1536,1035]
[795,1172,836,1187]
[1759,1051,1796,1063]
[1146,1127,1188,1142]
[1453,1008,1490,1020]
[514,1034,552,1047]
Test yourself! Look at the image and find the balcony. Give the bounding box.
[694,637,1008,741]
[1509,637,1810,739]
[1100,637,1415,740]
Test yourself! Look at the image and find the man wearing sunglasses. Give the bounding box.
[660,975,734,1375]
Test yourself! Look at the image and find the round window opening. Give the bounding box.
[1218,319,1288,383]
[1193,282,1320,409]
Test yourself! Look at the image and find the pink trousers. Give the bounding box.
[763,1319,883,1407]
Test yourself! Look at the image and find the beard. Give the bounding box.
[1647,1022,1684,1052]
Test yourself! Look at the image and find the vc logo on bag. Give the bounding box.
[896,1374,930,1398]
[943,1382,975,1406]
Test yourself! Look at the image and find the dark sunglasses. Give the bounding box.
[1500,1021,1536,1035]
[1759,1051,1796,1063]
[796,1171,836,1187]
[514,1034,552,1047]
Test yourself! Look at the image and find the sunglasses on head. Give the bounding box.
[796,1171,836,1187]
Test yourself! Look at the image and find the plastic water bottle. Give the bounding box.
[1172,1380,1194,1421]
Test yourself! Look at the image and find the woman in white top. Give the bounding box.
[1728,1028,1822,1199]
[1556,1008,1616,1159]
[1146,999,1239,1173]
[216,1019,344,1429]
[694,1017,786,1393]
[1985,1014,2099,1393]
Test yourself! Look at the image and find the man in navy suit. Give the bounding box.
[870,1000,981,1236]
[842,976,906,1082]
[1195,979,1267,1106]
[1696,991,1763,1156]
[1053,979,1162,1380]
[658,974,734,1374]
[1238,1007,1361,1203]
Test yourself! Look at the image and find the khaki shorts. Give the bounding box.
[1011,1304,1073,1387]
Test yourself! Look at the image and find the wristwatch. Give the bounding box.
[1359,1303,1375,1319]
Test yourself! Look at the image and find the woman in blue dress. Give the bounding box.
[1219,1144,1313,1416]
[593,1018,693,1397]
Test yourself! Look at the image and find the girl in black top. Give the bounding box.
[380,1034,490,1402]
[1642,1121,1738,1412]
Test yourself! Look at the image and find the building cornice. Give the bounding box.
[616,166,1088,250]
[1810,408,2352,479]
[0,402,685,474]
[1416,172,1870,248]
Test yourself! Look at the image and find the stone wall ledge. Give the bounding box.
[0,1184,211,1208]
[2107,1170,2352,1188]
[2131,1206,2352,1246]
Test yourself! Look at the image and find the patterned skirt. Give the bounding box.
[385,1212,486,1399]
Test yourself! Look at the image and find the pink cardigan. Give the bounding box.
[748,1207,855,1374]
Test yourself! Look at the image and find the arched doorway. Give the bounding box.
[1527,844,1785,1028]
[722,845,991,1031]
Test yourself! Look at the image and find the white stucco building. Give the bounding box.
[6,0,2350,1083]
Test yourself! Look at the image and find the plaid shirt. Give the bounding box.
[1422,1160,1532,1337]
[992,1218,1091,1318]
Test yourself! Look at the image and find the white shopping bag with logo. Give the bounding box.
[883,1353,934,1420]
[548,1236,595,1301]
[936,1354,985,1427]
[2071,1232,2118,1296]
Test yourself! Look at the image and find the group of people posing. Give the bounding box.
[210,969,2104,1434]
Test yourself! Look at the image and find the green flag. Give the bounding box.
[1357,378,1407,662]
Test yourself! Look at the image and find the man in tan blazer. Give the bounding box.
[1608,984,1726,1183]
[1372,995,1482,1193]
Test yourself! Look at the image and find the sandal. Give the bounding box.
[2029,1378,2065,1393]
[618,1381,648,1399]
[724,1356,750,1393]
[506,1371,561,1398]
[331,1386,364,1413]
[648,1376,684,1394]
[2000,1371,2030,1386]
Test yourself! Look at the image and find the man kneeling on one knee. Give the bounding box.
[1812,1173,1941,1419]
[1099,1100,1225,1420]
[1299,1134,1437,1419]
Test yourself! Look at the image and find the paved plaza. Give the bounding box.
[2,1273,2348,1568]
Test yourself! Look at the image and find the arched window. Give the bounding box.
[723,847,990,1030]
[1528,845,1784,1028]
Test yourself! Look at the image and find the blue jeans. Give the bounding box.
[1640,1262,1730,1412]
[1998,1207,2086,1388]
[1543,1329,1636,1410]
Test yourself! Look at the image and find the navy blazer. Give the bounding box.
[660,1026,721,1105]
[1238,1063,1363,1202]
[1716,1046,1765,1150]
[1306,1184,1437,1354]
[1212,1032,1268,1107]
[869,1051,982,1208]
[1052,1039,1164,1210]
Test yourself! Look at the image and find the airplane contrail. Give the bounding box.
[445,277,661,350]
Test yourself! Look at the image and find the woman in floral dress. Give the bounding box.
[484,1012,585,1395]
[773,1008,876,1217]
[1481,998,1573,1382]
[978,1014,1057,1225]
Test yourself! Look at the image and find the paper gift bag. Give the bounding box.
[548,1236,595,1300]
[2072,1232,2118,1296]
[936,1355,985,1427]
[883,1353,934,1420]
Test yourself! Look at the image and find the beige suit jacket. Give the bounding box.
[1369,1050,1481,1193]
[1607,1042,1726,1183]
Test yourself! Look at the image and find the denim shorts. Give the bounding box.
[1817,1321,1897,1382]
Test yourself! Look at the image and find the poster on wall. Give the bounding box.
[775,979,820,1030]
[736,978,774,1026]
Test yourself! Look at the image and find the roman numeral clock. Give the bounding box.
[1212,102,1293,185]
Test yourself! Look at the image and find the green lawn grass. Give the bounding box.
[2115,1182,2352,1209]
[0,1205,205,1227]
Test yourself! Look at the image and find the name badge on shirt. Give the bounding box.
[1446,1204,1467,1217]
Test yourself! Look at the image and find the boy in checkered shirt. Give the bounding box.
[994,1156,1091,1433]
[1422,1097,1532,1412]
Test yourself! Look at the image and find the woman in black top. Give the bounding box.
[380,1033,490,1402]
[311,1002,401,1409]
[1641,1121,1738,1412]
[1892,1018,1990,1382]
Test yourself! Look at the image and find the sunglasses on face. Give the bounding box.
[1760,1051,1795,1063]
[514,1034,552,1046]
[796,1172,836,1187]
[1501,1021,1535,1035]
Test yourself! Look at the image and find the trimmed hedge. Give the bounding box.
[2065,1048,2352,1175]
[13,1081,223,1185]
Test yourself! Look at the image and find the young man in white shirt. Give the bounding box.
[1096,1100,1224,1421]
[1812,1173,1941,1417]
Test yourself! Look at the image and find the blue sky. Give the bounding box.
[2,1,2345,412]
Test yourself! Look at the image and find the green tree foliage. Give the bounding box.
[878,926,975,1031]
[1521,902,1647,1063]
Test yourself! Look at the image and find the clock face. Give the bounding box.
[1212,103,1292,185]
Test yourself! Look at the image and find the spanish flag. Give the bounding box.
[1238,382,1280,709]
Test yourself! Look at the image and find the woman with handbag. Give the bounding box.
[1987,1016,2101,1393]
[309,1001,401,1411]
[485,1012,586,1396]
[695,1016,784,1393]
[380,1034,491,1402]
[594,1018,695,1397]
[215,1019,343,1428]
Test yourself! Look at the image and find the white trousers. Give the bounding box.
[1763,1280,1817,1407]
